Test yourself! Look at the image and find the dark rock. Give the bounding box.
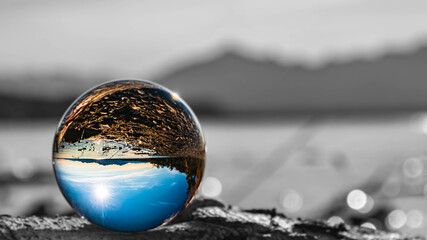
[0,198,422,240]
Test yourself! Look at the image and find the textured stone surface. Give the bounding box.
[0,198,423,240]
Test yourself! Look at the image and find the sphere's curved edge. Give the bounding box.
[52,79,206,232]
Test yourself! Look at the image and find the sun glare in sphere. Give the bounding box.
[94,184,110,202]
[172,92,180,101]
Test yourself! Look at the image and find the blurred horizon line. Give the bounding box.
[2,39,427,119]
[1,35,427,81]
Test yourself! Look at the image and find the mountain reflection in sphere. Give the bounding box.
[52,80,205,232]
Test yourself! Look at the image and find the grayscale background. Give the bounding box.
[1,0,427,234]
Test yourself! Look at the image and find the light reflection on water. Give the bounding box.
[2,114,427,234]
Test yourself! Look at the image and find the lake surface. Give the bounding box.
[2,114,427,234]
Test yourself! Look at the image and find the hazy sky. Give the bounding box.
[1,0,427,78]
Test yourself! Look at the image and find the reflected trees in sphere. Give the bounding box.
[52,79,205,232]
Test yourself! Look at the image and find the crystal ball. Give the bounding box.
[52,79,205,232]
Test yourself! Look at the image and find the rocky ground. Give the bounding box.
[0,197,423,240]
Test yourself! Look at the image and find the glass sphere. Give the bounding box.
[52,79,205,232]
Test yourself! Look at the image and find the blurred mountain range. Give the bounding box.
[1,46,427,119]
[159,46,427,115]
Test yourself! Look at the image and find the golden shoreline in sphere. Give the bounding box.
[52,79,205,232]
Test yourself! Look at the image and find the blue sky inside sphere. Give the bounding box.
[54,159,189,232]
